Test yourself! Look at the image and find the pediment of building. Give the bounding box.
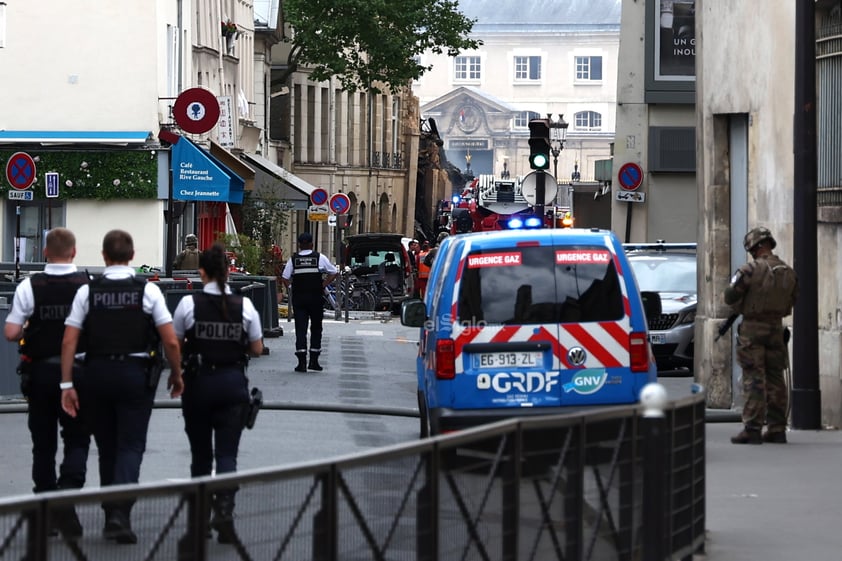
[421,87,518,137]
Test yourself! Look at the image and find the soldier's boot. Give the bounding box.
[294,351,308,372]
[762,430,787,443]
[211,492,238,545]
[730,428,762,445]
[308,351,323,371]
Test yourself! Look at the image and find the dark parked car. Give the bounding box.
[625,243,696,375]
[343,233,414,312]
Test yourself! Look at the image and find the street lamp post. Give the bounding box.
[548,114,569,206]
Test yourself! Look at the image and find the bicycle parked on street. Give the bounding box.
[323,275,377,312]
[354,275,394,312]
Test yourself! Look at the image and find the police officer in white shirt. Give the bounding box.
[60,229,184,544]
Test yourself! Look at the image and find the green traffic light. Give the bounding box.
[530,153,549,170]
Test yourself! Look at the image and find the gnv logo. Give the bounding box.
[476,372,559,394]
[562,369,608,395]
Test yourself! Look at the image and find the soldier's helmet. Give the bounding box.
[184,234,198,246]
[743,227,777,252]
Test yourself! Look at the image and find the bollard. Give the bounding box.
[640,382,668,561]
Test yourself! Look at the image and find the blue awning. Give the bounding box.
[172,137,245,204]
[0,130,151,144]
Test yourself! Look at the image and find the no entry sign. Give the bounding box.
[6,152,36,190]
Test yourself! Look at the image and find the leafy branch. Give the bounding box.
[279,0,480,94]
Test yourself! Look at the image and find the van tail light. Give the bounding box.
[630,332,649,372]
[435,339,456,379]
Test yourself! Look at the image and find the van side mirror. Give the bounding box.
[640,291,662,318]
[401,299,427,327]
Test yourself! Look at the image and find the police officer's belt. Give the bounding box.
[88,354,153,364]
[196,361,246,373]
[32,356,62,365]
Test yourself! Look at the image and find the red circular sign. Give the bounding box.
[617,162,643,191]
[173,88,221,134]
[310,188,328,205]
[329,193,351,215]
[6,152,37,190]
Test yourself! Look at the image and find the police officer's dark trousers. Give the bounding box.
[85,357,155,524]
[293,292,324,369]
[182,364,248,544]
[28,360,90,494]
[182,364,249,477]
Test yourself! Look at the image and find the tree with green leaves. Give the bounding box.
[280,0,480,93]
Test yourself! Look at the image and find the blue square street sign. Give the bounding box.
[45,172,59,198]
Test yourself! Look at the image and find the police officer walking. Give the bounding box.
[725,227,798,445]
[60,229,184,544]
[281,232,337,372]
[172,243,263,545]
[4,227,90,538]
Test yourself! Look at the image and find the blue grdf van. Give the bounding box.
[401,228,660,437]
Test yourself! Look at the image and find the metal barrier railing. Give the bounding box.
[0,393,705,560]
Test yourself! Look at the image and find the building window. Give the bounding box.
[575,111,602,131]
[514,111,541,128]
[514,56,541,81]
[391,97,400,156]
[454,56,481,81]
[575,56,603,81]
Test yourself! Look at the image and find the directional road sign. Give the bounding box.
[45,172,59,198]
[615,190,646,203]
[308,204,329,222]
[6,152,37,190]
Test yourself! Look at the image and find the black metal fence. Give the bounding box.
[0,394,705,561]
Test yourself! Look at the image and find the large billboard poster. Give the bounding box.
[654,0,695,82]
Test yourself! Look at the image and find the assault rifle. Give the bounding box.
[714,314,740,342]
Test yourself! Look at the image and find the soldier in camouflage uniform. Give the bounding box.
[724,227,798,444]
[174,234,200,270]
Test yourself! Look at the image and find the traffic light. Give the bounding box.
[528,118,551,170]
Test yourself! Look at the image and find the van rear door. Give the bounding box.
[449,236,640,410]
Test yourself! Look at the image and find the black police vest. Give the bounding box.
[185,292,247,363]
[84,276,157,356]
[291,251,323,297]
[23,271,89,359]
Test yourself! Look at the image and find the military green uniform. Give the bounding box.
[725,229,798,441]
[175,234,200,270]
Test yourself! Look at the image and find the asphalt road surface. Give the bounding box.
[0,315,698,499]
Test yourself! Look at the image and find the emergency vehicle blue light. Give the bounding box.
[452,194,461,204]
[507,217,524,229]
[524,216,543,228]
